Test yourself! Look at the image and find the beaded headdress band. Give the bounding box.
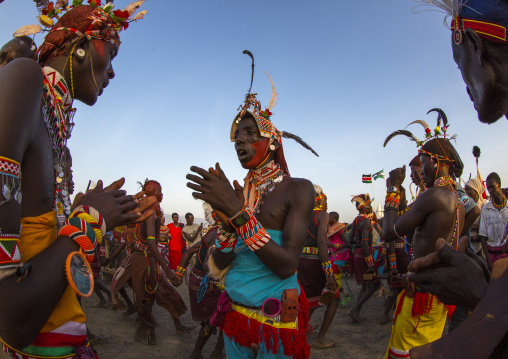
[230,50,319,158]
[413,0,508,45]
[13,1,147,52]
[314,184,326,202]
[351,194,372,210]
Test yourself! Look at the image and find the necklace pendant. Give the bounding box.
[2,184,10,200]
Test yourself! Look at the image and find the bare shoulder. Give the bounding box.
[0,58,43,94]
[284,177,314,195]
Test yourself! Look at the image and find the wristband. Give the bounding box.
[235,208,271,251]
[365,255,375,268]
[215,226,238,253]
[388,253,397,270]
[175,266,186,278]
[321,260,334,277]
[228,205,250,229]
[58,217,97,263]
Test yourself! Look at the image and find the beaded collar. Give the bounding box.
[244,160,287,213]
[492,195,507,211]
[433,175,460,248]
[42,66,75,217]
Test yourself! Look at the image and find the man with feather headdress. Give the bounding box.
[346,193,381,323]
[0,1,151,357]
[381,114,466,358]
[186,51,319,359]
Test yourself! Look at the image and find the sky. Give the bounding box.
[1,1,507,225]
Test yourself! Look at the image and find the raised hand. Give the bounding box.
[388,165,406,187]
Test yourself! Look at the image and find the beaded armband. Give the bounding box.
[365,255,375,268]
[321,260,333,277]
[175,266,186,278]
[234,207,271,251]
[385,193,400,211]
[58,217,97,263]
[0,156,22,206]
[0,231,22,275]
[215,226,238,253]
[388,253,397,270]
[70,206,106,244]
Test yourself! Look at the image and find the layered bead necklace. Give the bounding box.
[433,175,460,248]
[41,67,75,217]
[245,160,287,213]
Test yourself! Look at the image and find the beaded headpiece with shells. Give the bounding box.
[230,51,318,176]
[351,194,372,210]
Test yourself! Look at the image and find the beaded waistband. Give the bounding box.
[133,240,150,253]
[231,303,297,329]
[301,246,319,255]
[395,242,405,249]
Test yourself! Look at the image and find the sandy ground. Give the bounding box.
[82,275,396,359]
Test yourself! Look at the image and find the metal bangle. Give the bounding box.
[393,223,404,240]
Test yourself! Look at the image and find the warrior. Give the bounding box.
[297,185,339,349]
[382,120,465,358]
[0,3,152,357]
[130,179,192,344]
[347,193,381,323]
[175,203,224,359]
[186,51,318,358]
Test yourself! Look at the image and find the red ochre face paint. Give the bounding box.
[246,138,269,168]
[92,39,105,57]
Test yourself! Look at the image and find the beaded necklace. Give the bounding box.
[245,160,287,213]
[492,195,507,211]
[433,175,460,249]
[41,67,75,217]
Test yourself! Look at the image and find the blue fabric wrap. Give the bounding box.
[460,0,508,27]
[224,229,300,307]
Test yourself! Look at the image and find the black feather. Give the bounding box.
[427,108,448,127]
[282,132,319,157]
[473,145,481,158]
[242,50,254,95]
[383,130,417,147]
[33,0,49,10]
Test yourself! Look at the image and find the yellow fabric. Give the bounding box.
[231,304,297,330]
[20,211,86,333]
[333,273,342,291]
[384,291,447,359]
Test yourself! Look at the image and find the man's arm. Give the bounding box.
[316,211,337,290]
[250,179,315,279]
[461,205,480,236]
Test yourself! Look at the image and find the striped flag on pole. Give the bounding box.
[362,174,372,183]
[373,169,385,180]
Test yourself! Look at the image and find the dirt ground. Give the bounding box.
[83,275,396,359]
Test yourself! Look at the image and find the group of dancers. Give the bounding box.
[1,0,508,358]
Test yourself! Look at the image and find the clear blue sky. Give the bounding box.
[2,1,507,224]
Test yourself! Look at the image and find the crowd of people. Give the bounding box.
[1,0,508,358]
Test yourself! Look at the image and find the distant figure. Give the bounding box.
[168,213,185,270]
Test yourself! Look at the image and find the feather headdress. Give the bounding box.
[230,50,319,159]
[351,194,372,210]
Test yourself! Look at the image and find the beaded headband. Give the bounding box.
[351,194,372,210]
[413,1,508,45]
[13,1,147,48]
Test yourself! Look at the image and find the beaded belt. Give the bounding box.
[133,240,150,252]
[395,242,405,249]
[301,246,319,255]
[2,341,86,359]
[231,303,297,329]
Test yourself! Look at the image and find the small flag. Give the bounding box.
[373,170,385,180]
[362,174,372,183]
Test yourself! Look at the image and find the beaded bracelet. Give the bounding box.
[175,266,186,278]
[388,253,397,270]
[147,236,156,241]
[72,205,106,240]
[58,217,97,263]
[321,260,334,277]
[385,194,400,211]
[215,226,238,253]
[235,208,271,251]
[365,255,375,268]
[334,243,343,249]
[0,233,22,272]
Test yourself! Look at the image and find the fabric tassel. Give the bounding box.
[393,291,406,322]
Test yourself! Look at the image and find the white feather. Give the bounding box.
[264,71,278,111]
[13,24,42,37]
[133,10,147,21]
[411,0,475,28]
[123,0,145,16]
